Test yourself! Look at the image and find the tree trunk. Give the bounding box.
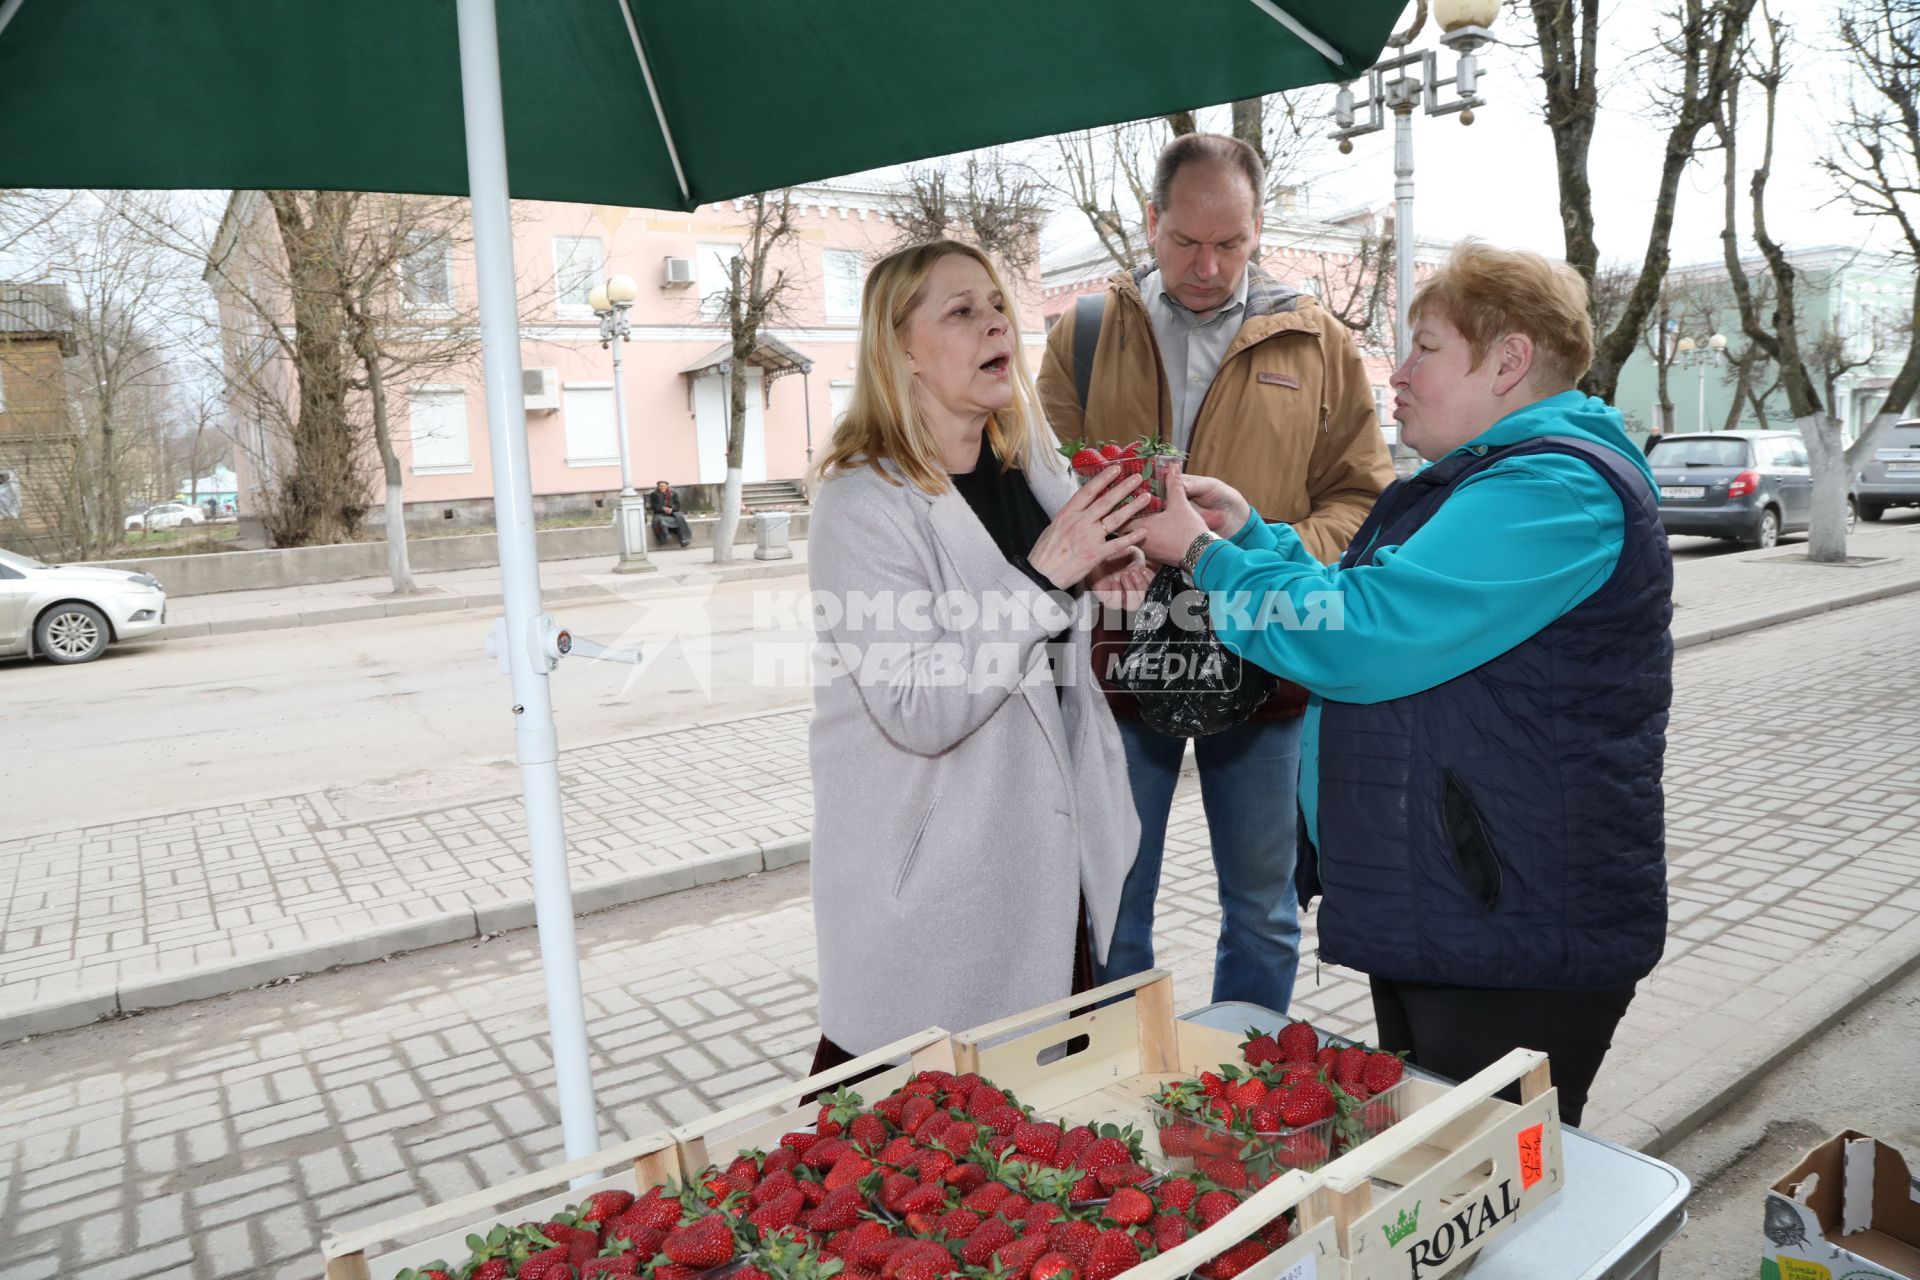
[361,339,416,593]
[1800,413,1852,564]
[712,357,745,563]
[1230,98,1266,167]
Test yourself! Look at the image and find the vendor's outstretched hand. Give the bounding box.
[1181,473,1252,539]
[1130,463,1212,566]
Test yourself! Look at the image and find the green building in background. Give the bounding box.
[1613,246,1914,449]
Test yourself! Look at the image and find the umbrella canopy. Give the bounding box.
[0,0,1403,206]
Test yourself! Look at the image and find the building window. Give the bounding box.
[408,389,472,473]
[400,234,453,308]
[697,242,742,319]
[552,235,604,313]
[830,379,854,426]
[561,384,619,466]
[823,250,864,321]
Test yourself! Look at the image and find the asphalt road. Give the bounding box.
[1655,960,1920,1274]
[4,573,816,836]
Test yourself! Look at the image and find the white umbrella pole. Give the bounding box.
[455,0,601,1166]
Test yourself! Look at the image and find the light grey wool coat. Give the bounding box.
[807,448,1140,1054]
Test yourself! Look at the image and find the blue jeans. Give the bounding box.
[1101,715,1303,1012]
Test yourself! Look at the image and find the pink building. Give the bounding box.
[209,184,1050,526]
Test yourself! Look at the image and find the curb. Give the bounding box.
[1601,911,1920,1158]
[1671,573,1920,649]
[0,836,810,1044]
[150,557,810,642]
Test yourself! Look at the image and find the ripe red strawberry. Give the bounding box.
[1157,1177,1198,1212]
[655,1266,703,1280]
[750,1168,799,1207]
[915,1149,956,1184]
[581,1189,636,1226]
[825,1151,875,1191]
[1104,1186,1154,1227]
[938,1207,983,1239]
[875,1095,908,1127]
[725,1155,761,1192]
[469,1263,510,1280]
[962,1181,1012,1214]
[1070,447,1104,471]
[1241,1033,1283,1067]
[664,1216,735,1269]
[1363,1052,1406,1092]
[1085,1229,1140,1280]
[897,1181,948,1215]
[982,1105,1028,1134]
[1202,1240,1270,1280]
[1193,1190,1239,1229]
[893,1242,954,1280]
[800,1180,829,1206]
[583,1257,641,1278]
[1282,1080,1336,1129]
[629,1189,685,1231]
[1282,1131,1330,1166]
[878,1136,919,1167]
[764,1147,800,1176]
[1095,1161,1150,1191]
[995,1234,1050,1280]
[808,1185,866,1233]
[1098,443,1125,463]
[1049,1219,1100,1267]
[1056,1126,1096,1167]
[920,1113,955,1147]
[604,1223,666,1257]
[941,1121,979,1156]
[1197,1071,1229,1101]
[1025,1201,1063,1228]
[1259,1216,1293,1248]
[1250,1100,1284,1134]
[518,1247,574,1280]
[850,1113,890,1151]
[1276,1019,1319,1064]
[1032,1253,1078,1280]
[1153,1215,1191,1253]
[1334,1046,1370,1088]
[967,1082,1011,1115]
[962,1217,1019,1267]
[748,1188,806,1232]
[1314,1047,1339,1071]
[1069,1174,1104,1201]
[804,1137,850,1170]
[1011,1119,1063,1163]
[945,1160,989,1193]
[879,1171,919,1213]
[901,1096,937,1135]
[1082,1136,1131,1170]
[1196,1156,1248,1191]
[543,1221,602,1267]
[1224,1077,1267,1112]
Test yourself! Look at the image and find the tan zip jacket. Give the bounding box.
[1037,264,1393,564]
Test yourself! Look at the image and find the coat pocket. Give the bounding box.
[891,794,941,900]
[1442,770,1503,912]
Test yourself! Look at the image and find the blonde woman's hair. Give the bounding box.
[812,240,1050,494]
[1409,240,1595,391]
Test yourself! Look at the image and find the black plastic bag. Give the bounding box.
[1106,566,1275,737]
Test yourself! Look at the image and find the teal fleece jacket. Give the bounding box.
[1188,390,1659,844]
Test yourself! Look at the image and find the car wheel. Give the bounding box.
[35,602,110,664]
[1752,507,1780,549]
[1861,502,1885,522]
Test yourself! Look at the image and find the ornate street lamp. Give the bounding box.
[1675,333,1728,432]
[588,273,654,573]
[1331,0,1498,369]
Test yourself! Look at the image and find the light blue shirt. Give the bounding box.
[1188,390,1659,845]
[1143,267,1251,453]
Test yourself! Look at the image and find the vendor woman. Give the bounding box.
[1131,241,1672,1126]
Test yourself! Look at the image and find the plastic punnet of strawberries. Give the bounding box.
[1148,1021,1411,1179]
[414,1068,1299,1280]
[1057,438,1187,513]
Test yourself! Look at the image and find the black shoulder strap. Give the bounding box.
[1071,293,1105,410]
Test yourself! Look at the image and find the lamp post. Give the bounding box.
[589,274,654,573]
[1676,333,1728,432]
[1331,0,1498,370]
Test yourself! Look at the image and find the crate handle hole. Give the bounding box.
[1434,1158,1497,1205]
[1033,1030,1094,1067]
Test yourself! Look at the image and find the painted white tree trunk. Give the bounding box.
[713,467,744,563]
[1800,413,1851,564]
[383,476,415,592]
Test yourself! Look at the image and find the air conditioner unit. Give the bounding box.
[523,367,560,411]
[662,256,696,287]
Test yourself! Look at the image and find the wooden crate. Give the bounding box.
[319,1028,955,1280]
[1308,1048,1562,1280]
[954,970,1341,1280]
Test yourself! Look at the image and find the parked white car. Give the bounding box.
[124,502,207,532]
[0,547,168,664]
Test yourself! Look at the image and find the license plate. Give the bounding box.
[1660,486,1705,500]
[1888,462,1920,473]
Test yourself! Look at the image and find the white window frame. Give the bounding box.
[561,381,621,468]
[407,386,474,475]
[400,234,455,310]
[697,241,742,320]
[552,235,605,316]
[829,379,855,427]
[823,249,864,322]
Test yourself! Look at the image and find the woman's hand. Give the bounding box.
[1027,466,1152,591]
[1180,473,1252,539]
[1127,463,1212,566]
[1087,546,1155,612]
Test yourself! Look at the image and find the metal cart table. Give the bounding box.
[1188,1002,1691,1278]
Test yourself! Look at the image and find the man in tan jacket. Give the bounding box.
[1037,132,1392,1014]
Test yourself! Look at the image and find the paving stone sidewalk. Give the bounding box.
[3,523,1919,1041]
[1,593,1917,1280]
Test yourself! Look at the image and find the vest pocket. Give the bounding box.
[1442,770,1503,911]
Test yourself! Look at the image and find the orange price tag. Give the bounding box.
[1517,1123,1545,1190]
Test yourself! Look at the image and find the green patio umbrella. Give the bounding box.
[0,0,1406,1167]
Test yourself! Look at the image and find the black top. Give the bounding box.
[950,432,1073,698]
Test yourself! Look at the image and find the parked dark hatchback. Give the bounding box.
[1648,431,1855,548]
[1857,419,1920,520]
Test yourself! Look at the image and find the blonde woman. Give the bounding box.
[806,240,1151,1068]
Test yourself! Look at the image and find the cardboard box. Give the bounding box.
[1764,1131,1920,1280]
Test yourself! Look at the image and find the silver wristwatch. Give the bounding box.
[1179,530,1221,579]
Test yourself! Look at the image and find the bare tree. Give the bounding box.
[1523,0,1760,402]
[894,151,1047,277]
[707,191,799,563]
[1718,6,1920,562]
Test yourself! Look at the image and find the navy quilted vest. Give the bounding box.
[1312,436,1673,990]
